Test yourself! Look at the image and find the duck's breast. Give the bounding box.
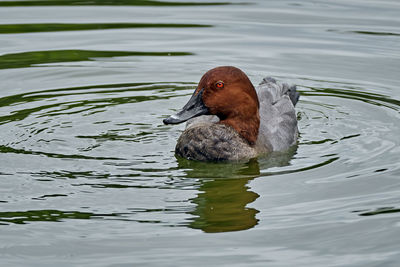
[175,123,256,162]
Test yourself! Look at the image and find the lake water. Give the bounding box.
[1,0,400,266]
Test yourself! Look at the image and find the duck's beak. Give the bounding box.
[163,88,209,125]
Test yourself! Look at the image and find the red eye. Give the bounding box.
[216,81,224,88]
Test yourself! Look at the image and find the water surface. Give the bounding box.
[1,0,400,266]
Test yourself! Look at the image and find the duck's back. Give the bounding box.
[255,77,299,152]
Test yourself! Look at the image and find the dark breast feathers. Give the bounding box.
[175,123,256,162]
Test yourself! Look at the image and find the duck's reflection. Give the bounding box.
[178,159,260,233]
[189,176,260,233]
[177,150,295,233]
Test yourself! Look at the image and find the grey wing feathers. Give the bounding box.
[256,77,299,151]
[259,77,299,106]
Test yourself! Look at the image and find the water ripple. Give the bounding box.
[0,77,399,236]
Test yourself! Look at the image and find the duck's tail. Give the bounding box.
[260,77,300,107]
[287,84,300,107]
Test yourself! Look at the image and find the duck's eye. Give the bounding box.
[215,81,224,88]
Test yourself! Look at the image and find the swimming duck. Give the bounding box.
[163,66,299,162]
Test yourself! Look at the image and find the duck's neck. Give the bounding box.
[220,113,260,146]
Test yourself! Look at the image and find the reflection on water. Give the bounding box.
[0,23,211,34]
[0,0,232,7]
[0,50,193,70]
[179,159,261,232]
[327,29,400,37]
[0,210,119,225]
[177,157,261,179]
[358,207,400,217]
[189,177,259,233]
[178,150,295,232]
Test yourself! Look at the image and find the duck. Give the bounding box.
[163,66,299,162]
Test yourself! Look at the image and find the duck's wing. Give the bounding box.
[255,77,299,152]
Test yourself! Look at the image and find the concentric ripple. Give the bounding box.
[294,79,399,177]
[1,77,399,231]
[0,81,197,166]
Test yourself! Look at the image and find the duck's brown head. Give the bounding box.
[163,66,260,145]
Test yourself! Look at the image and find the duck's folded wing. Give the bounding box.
[256,77,299,151]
